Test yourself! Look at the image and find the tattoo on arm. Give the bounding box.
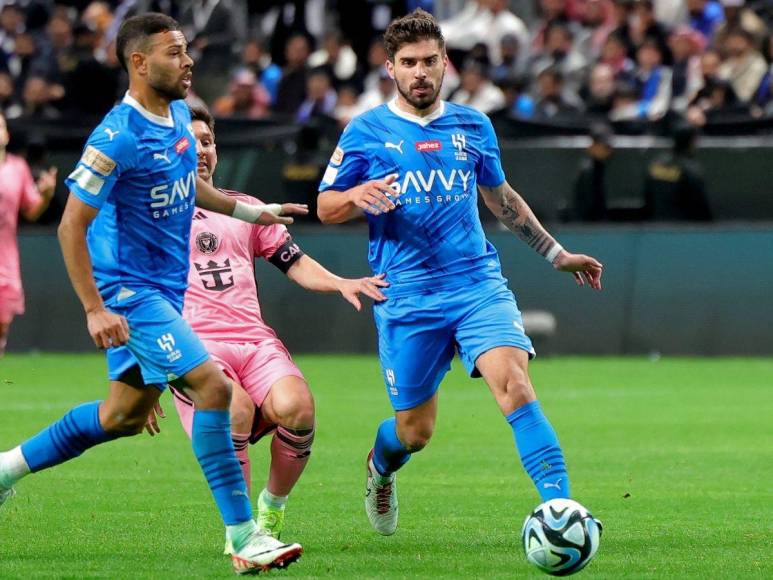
[481,182,558,258]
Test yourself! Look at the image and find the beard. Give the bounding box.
[148,66,190,101]
[395,71,444,110]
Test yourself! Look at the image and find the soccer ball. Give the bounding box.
[521,498,601,576]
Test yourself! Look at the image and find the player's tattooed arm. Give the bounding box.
[479,181,604,290]
[478,181,558,259]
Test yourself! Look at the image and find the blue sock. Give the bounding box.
[20,401,116,472]
[507,401,571,501]
[192,409,252,525]
[372,417,411,476]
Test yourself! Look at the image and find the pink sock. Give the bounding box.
[267,426,314,497]
[231,431,251,496]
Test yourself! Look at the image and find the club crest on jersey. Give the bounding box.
[415,140,442,153]
[175,136,191,154]
[451,133,467,161]
[196,231,219,254]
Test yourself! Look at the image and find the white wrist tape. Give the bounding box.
[232,200,283,223]
[545,243,564,264]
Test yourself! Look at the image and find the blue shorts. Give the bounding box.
[373,277,535,412]
[104,287,210,388]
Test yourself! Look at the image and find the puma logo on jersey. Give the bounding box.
[103,128,120,141]
[384,140,404,154]
[153,150,171,163]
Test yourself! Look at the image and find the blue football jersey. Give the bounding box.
[65,94,197,300]
[318,100,507,296]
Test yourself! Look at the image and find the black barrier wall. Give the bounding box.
[10,226,773,356]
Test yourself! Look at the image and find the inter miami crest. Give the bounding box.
[196,231,218,254]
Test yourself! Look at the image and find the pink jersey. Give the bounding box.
[183,190,289,343]
[0,154,41,298]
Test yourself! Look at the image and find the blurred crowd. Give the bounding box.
[1,0,771,130]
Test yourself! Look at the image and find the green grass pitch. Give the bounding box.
[1,354,771,578]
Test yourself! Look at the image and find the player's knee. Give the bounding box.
[230,398,255,433]
[400,426,433,453]
[196,373,233,409]
[101,409,147,436]
[503,369,534,408]
[284,389,315,429]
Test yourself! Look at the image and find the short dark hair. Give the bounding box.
[116,13,181,72]
[189,104,215,136]
[383,8,444,61]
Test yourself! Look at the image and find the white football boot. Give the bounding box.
[230,529,302,575]
[365,449,398,535]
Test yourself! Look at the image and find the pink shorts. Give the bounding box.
[0,287,23,324]
[172,338,304,441]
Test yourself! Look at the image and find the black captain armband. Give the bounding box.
[269,237,305,273]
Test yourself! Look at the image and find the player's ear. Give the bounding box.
[385,60,395,80]
[130,51,147,75]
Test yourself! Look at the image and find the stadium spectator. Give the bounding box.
[528,21,588,95]
[355,67,396,115]
[239,39,282,105]
[687,0,725,41]
[714,0,768,52]
[307,30,358,89]
[568,122,613,221]
[669,27,705,113]
[451,61,507,113]
[212,68,271,119]
[274,33,311,116]
[0,71,21,119]
[179,0,243,102]
[490,33,529,84]
[484,0,530,67]
[687,77,748,125]
[718,27,767,103]
[81,1,114,60]
[497,75,535,118]
[531,0,573,53]
[60,23,121,116]
[625,0,671,64]
[632,37,672,119]
[532,66,582,120]
[361,36,388,93]
[583,62,616,116]
[574,0,616,61]
[599,31,636,80]
[608,79,642,120]
[46,14,76,82]
[296,68,336,123]
[333,84,360,126]
[643,123,712,221]
[21,75,59,119]
[0,111,57,355]
[441,0,492,64]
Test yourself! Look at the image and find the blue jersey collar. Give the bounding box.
[387,98,445,127]
[122,92,175,127]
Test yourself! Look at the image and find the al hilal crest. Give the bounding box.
[452,133,467,161]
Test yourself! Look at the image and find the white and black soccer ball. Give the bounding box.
[521,498,602,576]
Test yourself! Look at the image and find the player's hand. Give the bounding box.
[348,174,399,216]
[36,167,58,199]
[553,251,604,290]
[86,307,130,349]
[337,273,389,311]
[256,203,309,226]
[144,401,166,437]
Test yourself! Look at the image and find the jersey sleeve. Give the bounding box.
[251,218,290,260]
[18,158,42,213]
[65,123,136,209]
[317,120,369,192]
[475,114,506,188]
